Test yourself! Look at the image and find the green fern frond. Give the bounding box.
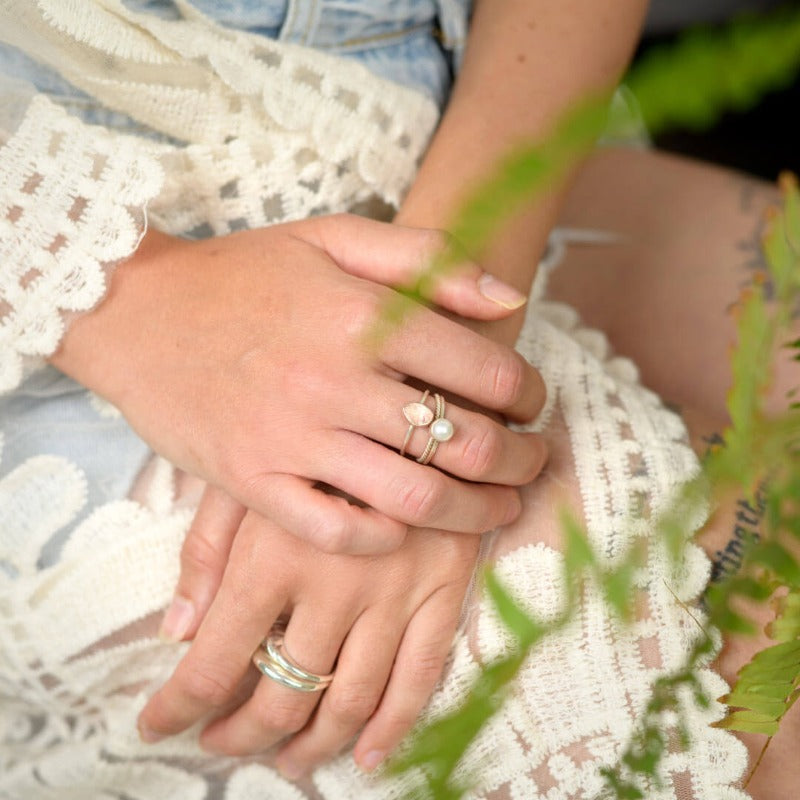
[388,8,800,799]
[626,6,800,135]
[388,574,554,799]
[713,635,800,736]
[767,591,800,641]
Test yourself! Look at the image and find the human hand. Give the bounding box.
[51,214,547,553]
[137,489,480,776]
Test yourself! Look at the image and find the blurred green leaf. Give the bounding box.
[749,542,800,586]
[388,6,800,798]
[484,570,544,647]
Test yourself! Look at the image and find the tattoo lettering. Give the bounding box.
[709,491,766,584]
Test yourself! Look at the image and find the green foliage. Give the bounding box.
[626,6,800,134]
[387,574,552,799]
[714,629,800,738]
[378,3,800,330]
[606,163,800,796]
[384,6,800,800]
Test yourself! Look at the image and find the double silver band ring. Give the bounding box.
[252,623,335,693]
[400,389,455,465]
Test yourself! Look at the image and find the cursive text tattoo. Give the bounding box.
[709,490,766,584]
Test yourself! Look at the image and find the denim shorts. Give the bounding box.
[0,0,472,132]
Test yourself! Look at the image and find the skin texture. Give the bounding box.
[396,0,649,343]
[17,0,793,792]
[551,147,800,800]
[50,217,548,554]
[49,216,544,774]
[140,149,800,794]
[141,488,479,777]
[548,146,796,421]
[139,0,652,773]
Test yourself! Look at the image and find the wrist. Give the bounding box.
[48,227,179,406]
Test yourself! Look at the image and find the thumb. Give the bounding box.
[306,215,528,320]
[428,262,529,319]
[158,485,246,643]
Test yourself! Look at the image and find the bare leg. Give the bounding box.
[681,406,800,800]
[549,148,796,419]
[550,148,800,799]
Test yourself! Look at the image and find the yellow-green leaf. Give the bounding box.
[712,711,780,736]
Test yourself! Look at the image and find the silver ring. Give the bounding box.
[400,389,455,464]
[251,624,335,693]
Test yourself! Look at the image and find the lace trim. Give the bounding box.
[0,0,438,206]
[0,0,439,393]
[0,305,750,799]
[0,95,164,393]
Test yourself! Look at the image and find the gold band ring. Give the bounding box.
[400,389,455,464]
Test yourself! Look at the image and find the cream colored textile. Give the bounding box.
[0,300,751,799]
[0,0,438,390]
[0,3,749,798]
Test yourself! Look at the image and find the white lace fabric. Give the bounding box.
[0,300,751,799]
[0,93,163,392]
[0,2,750,798]
[0,0,438,392]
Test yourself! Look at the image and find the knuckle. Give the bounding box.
[307,513,352,554]
[480,350,526,408]
[390,473,446,525]
[405,644,446,688]
[180,529,221,578]
[460,423,501,479]
[338,289,384,340]
[328,683,380,725]
[258,698,310,735]
[179,663,237,707]
[417,228,449,261]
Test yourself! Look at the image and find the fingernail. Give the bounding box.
[277,756,304,781]
[158,596,195,643]
[138,722,164,744]
[359,749,386,772]
[478,274,527,309]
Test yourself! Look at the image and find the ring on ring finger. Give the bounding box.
[400,389,455,465]
[252,622,335,693]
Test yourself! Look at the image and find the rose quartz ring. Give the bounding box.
[400,389,454,465]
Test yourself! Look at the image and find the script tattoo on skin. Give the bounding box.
[709,492,766,584]
[702,431,766,585]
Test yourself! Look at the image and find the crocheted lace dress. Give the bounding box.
[0,2,749,798]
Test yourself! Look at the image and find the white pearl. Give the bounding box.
[430,418,454,442]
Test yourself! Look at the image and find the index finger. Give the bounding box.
[137,518,287,742]
[380,306,545,423]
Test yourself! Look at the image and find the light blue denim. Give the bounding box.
[0,1,471,565]
[0,0,472,130]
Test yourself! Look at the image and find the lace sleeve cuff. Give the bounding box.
[0,91,164,393]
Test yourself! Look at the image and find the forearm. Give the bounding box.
[396,0,648,344]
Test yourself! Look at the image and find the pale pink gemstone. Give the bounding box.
[403,402,434,426]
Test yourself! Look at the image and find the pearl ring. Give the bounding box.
[400,389,455,465]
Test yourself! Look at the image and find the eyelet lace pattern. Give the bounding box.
[0,2,748,797]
